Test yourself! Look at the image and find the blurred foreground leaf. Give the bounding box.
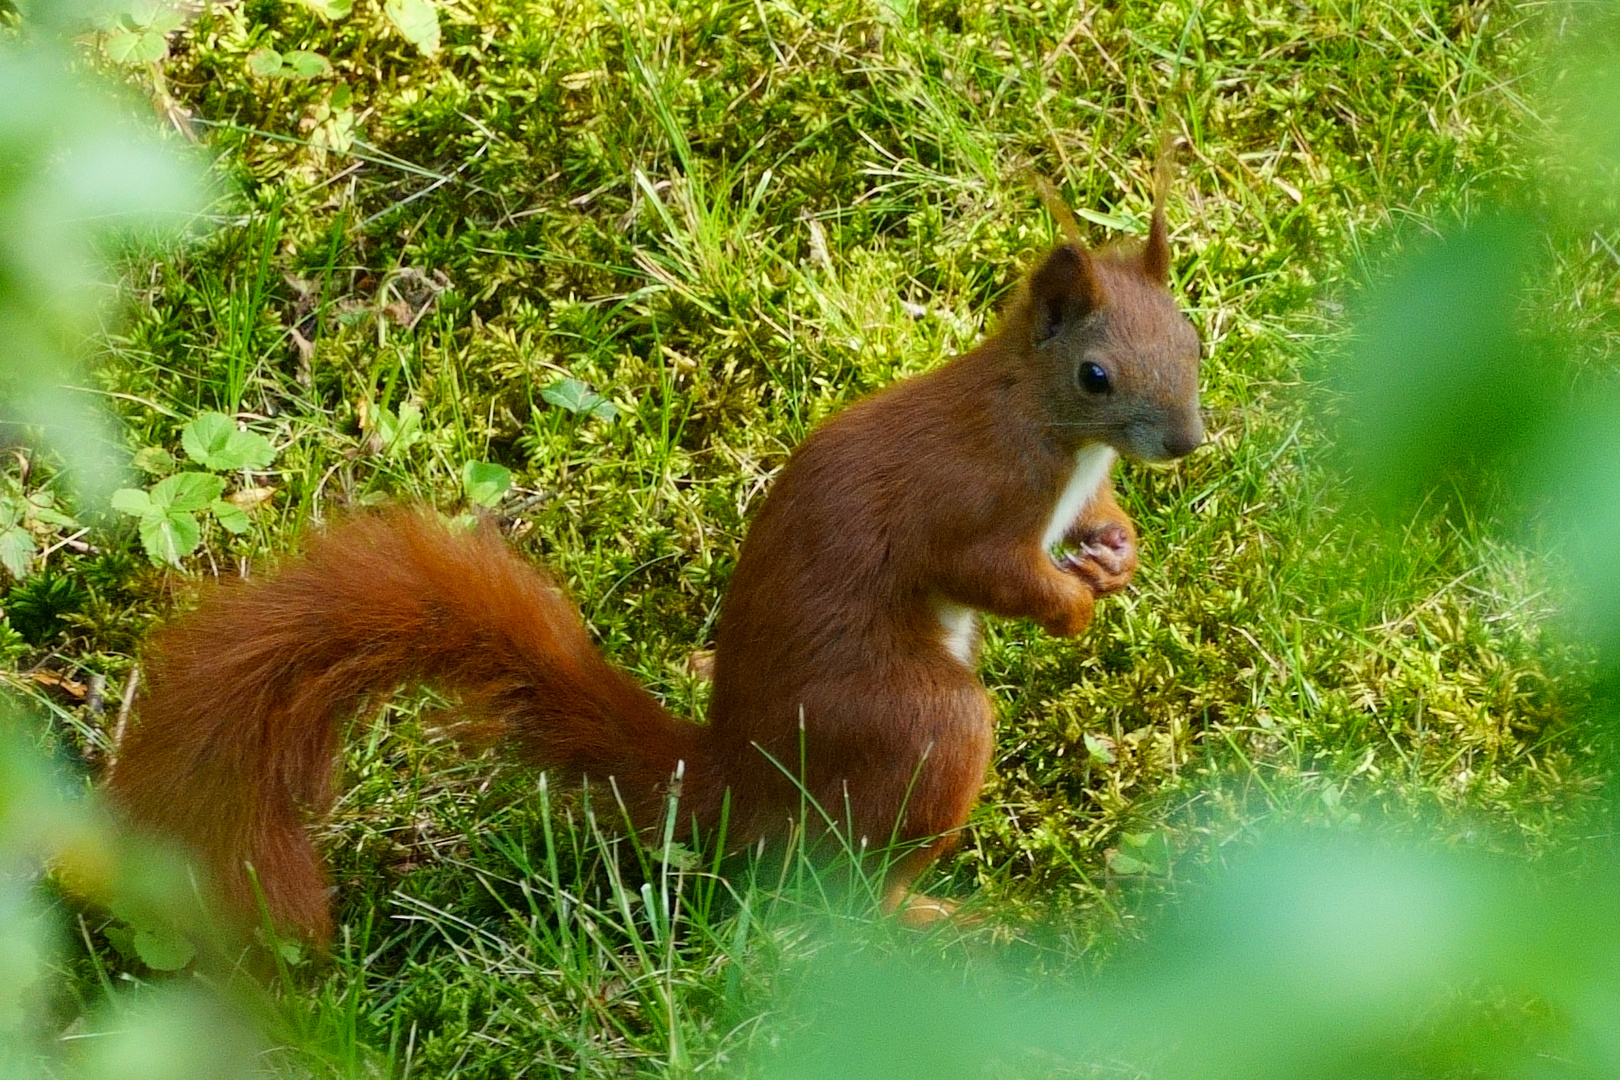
[770,840,1620,1079]
[384,0,439,55]
[1333,5,1620,679]
[0,35,203,495]
[1335,215,1553,512]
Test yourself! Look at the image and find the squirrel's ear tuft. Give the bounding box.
[1143,134,1180,284]
[1143,204,1170,284]
[1029,244,1104,344]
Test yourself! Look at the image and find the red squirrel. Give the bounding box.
[106,184,1202,942]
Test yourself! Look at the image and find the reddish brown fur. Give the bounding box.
[107,213,1201,941]
[106,515,706,942]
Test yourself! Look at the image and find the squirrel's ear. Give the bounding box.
[1029,244,1105,344]
[1143,204,1170,284]
[1144,135,1180,284]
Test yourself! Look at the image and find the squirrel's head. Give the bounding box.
[1018,202,1203,463]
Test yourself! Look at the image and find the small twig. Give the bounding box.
[38,527,93,562]
[109,665,141,768]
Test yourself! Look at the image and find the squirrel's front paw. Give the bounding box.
[1058,521,1137,597]
[1039,604,1092,638]
[1035,575,1097,637]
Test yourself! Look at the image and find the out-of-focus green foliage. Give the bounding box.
[1335,9,1620,672]
[0,10,289,1080]
[768,840,1620,1079]
[1336,214,1553,509]
[0,14,200,494]
[1554,399,1620,667]
[0,709,277,1078]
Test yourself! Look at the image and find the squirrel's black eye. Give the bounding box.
[1078,361,1111,394]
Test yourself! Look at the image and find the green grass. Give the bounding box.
[6,0,1620,1075]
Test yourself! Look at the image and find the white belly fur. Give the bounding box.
[936,601,979,666]
[934,446,1112,666]
[1040,444,1116,552]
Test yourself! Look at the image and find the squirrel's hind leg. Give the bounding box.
[860,688,995,927]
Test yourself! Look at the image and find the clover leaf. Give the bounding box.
[541,378,618,422]
[181,413,275,472]
[461,460,512,508]
[113,472,225,566]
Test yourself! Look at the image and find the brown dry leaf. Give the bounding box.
[382,267,451,329]
[227,486,276,512]
[381,299,414,326]
[686,649,716,680]
[284,273,321,385]
[26,670,88,701]
[289,327,314,385]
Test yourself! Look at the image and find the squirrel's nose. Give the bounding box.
[1162,416,1204,459]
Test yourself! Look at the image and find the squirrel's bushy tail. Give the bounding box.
[106,510,713,942]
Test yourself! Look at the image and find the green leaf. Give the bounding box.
[223,427,275,469]
[541,378,617,421]
[209,499,250,535]
[104,26,169,64]
[1083,732,1116,764]
[131,927,195,971]
[384,0,441,55]
[181,412,235,466]
[131,445,176,475]
[102,925,135,961]
[24,492,77,531]
[110,488,154,516]
[1107,851,1150,875]
[655,841,698,870]
[293,0,352,17]
[139,510,200,567]
[375,403,423,458]
[182,412,275,471]
[246,47,285,77]
[144,4,186,33]
[283,50,332,79]
[125,0,186,33]
[0,527,36,579]
[461,460,512,508]
[1119,831,1172,875]
[150,473,225,513]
